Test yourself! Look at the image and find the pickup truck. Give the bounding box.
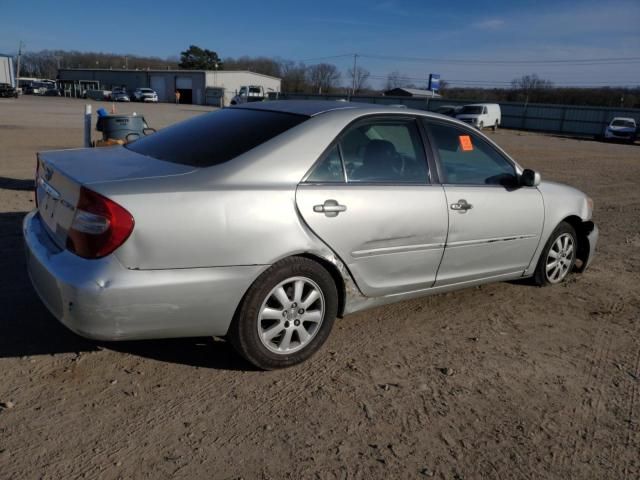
[0,83,18,98]
[230,85,265,105]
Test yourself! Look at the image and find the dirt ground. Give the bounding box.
[0,96,638,480]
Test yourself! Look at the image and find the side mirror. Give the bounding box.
[143,127,156,136]
[521,168,541,187]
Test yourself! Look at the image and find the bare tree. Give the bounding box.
[511,74,554,91]
[278,60,309,93]
[306,63,341,94]
[223,56,280,77]
[348,66,370,94]
[385,70,413,90]
[511,74,554,103]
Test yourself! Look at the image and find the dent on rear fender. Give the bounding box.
[291,204,367,314]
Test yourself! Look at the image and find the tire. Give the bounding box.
[492,120,499,131]
[478,121,484,130]
[228,257,338,370]
[533,221,577,286]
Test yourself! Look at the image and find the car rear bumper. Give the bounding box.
[23,211,267,341]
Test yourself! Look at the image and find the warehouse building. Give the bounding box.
[0,54,16,87]
[57,68,281,106]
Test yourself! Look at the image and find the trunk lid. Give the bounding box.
[36,146,196,249]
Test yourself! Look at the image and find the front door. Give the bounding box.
[296,116,448,297]
[423,120,544,286]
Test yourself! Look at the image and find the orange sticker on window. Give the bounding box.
[459,135,473,151]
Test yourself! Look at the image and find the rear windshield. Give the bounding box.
[126,108,308,167]
[460,106,483,115]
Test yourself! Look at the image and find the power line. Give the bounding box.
[359,53,640,66]
[366,72,639,87]
[300,52,640,66]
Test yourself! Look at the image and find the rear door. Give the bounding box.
[423,119,544,286]
[296,116,448,297]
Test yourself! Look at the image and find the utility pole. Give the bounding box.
[351,53,358,99]
[16,41,24,81]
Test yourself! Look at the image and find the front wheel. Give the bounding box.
[533,222,577,286]
[478,121,484,130]
[492,120,499,131]
[229,257,338,370]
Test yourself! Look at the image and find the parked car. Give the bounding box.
[133,88,158,103]
[111,87,130,102]
[41,86,61,96]
[603,117,637,143]
[230,85,266,105]
[456,103,501,130]
[24,101,597,369]
[0,83,18,98]
[434,105,462,117]
[24,82,46,95]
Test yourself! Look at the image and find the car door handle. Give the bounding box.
[450,199,473,212]
[313,199,347,217]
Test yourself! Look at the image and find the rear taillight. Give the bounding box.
[66,187,134,259]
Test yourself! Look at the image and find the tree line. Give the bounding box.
[14,47,640,108]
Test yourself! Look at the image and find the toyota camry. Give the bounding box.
[24,101,598,369]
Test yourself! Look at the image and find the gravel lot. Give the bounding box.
[1,96,639,479]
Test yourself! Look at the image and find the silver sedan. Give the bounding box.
[24,101,598,369]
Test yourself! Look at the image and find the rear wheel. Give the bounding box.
[533,222,577,286]
[229,257,338,370]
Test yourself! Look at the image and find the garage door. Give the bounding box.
[150,76,166,102]
[176,77,193,89]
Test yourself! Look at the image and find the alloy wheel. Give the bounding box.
[545,233,575,283]
[257,276,325,354]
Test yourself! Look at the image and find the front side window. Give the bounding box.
[426,121,517,186]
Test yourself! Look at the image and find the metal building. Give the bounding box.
[0,54,16,87]
[57,68,281,106]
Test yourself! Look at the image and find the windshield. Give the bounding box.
[140,88,153,92]
[126,108,308,167]
[460,106,483,115]
[611,119,635,128]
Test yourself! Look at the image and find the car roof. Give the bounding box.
[234,100,403,117]
[611,117,635,122]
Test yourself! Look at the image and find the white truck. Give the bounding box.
[456,103,502,131]
[0,54,16,87]
[230,85,266,105]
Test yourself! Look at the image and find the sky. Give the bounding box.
[1,0,639,88]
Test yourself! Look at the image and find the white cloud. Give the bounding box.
[473,19,505,30]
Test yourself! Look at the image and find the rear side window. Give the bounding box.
[306,146,345,182]
[342,120,429,184]
[126,108,307,167]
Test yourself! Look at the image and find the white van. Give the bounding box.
[456,103,501,130]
